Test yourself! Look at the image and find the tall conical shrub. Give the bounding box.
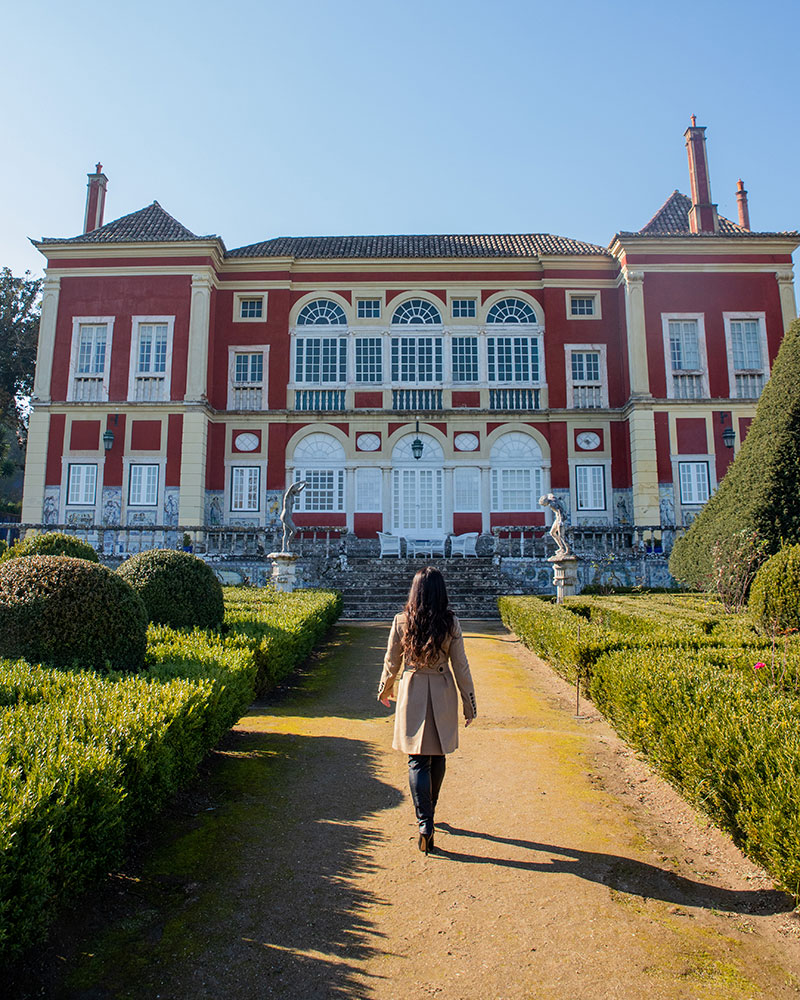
[670,317,800,588]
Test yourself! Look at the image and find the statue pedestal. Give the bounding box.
[268,552,299,593]
[548,554,579,604]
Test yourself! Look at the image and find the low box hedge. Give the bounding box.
[0,586,341,963]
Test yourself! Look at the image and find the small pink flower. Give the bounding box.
[754,662,766,670]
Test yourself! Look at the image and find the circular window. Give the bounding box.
[454,433,479,452]
[234,432,259,452]
[357,433,381,452]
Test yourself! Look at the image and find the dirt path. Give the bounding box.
[20,622,800,999]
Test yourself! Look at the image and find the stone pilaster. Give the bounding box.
[32,276,61,403]
[184,273,213,402]
[623,270,651,398]
[776,269,798,332]
[628,408,660,525]
[178,409,209,526]
[21,409,51,524]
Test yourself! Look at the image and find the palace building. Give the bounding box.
[21,121,799,565]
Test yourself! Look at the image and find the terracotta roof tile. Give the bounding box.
[40,202,213,243]
[615,190,798,239]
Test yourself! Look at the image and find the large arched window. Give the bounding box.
[391,299,442,325]
[296,299,347,325]
[490,432,543,512]
[291,432,345,512]
[486,298,538,324]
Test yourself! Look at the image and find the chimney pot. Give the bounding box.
[83,163,108,234]
[684,119,719,233]
[736,178,751,230]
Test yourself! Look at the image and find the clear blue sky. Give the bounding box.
[3,0,799,276]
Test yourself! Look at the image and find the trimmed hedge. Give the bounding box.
[117,549,225,629]
[749,544,800,632]
[0,531,99,563]
[670,317,800,589]
[0,556,148,672]
[0,586,341,963]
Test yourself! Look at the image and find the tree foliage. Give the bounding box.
[670,318,800,588]
[0,267,41,438]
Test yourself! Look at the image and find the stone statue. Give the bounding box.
[280,481,307,554]
[539,493,572,558]
[659,496,675,527]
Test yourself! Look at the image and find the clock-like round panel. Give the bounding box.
[357,433,381,452]
[454,433,479,452]
[576,431,601,451]
[234,432,260,452]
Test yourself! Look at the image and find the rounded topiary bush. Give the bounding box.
[0,555,148,671]
[748,543,800,631]
[0,530,99,563]
[117,549,224,629]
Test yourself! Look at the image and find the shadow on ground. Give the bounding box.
[434,824,794,915]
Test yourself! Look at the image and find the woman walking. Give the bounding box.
[378,566,477,854]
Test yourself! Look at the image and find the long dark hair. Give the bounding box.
[402,566,455,664]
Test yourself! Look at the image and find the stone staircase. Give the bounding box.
[335,557,527,620]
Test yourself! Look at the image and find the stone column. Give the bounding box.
[21,409,51,524]
[480,465,491,533]
[623,270,651,398]
[184,273,213,402]
[628,408,660,525]
[776,270,798,332]
[32,276,60,404]
[345,466,355,533]
[178,410,209,527]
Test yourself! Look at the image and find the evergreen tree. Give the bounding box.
[670,317,800,588]
[0,267,41,441]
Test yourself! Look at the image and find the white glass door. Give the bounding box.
[392,468,443,535]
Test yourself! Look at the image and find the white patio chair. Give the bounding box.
[450,532,479,557]
[378,531,402,557]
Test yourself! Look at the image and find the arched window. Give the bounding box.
[490,432,543,512]
[391,299,442,325]
[291,432,345,512]
[297,299,347,325]
[486,298,538,324]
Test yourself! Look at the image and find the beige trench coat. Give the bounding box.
[377,613,477,755]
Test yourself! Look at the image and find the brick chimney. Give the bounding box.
[736,179,750,230]
[83,163,108,233]
[684,117,719,233]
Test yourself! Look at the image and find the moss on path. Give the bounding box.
[17,623,800,999]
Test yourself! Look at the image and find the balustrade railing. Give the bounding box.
[392,388,443,410]
[295,389,346,411]
[232,385,264,410]
[489,387,541,410]
[133,376,166,401]
[734,372,764,399]
[491,523,683,557]
[672,373,704,399]
[572,384,603,408]
[71,376,104,401]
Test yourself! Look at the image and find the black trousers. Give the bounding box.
[408,754,446,836]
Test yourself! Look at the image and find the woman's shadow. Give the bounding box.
[434,824,793,916]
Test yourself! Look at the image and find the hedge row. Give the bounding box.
[501,593,800,890]
[0,587,341,963]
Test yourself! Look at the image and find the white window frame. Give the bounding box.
[574,464,607,512]
[677,460,711,506]
[565,291,601,320]
[355,466,382,512]
[661,313,709,399]
[233,292,268,323]
[451,298,477,319]
[486,335,541,384]
[66,462,98,506]
[354,336,384,383]
[293,335,348,385]
[451,335,480,383]
[564,343,608,408]
[356,298,382,320]
[227,345,269,410]
[723,312,769,400]
[127,463,160,507]
[390,335,444,384]
[68,316,115,402]
[127,315,175,402]
[490,466,542,512]
[230,466,262,512]
[294,467,345,513]
[453,466,481,511]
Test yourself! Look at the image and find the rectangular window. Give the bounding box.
[490,467,540,511]
[295,469,345,512]
[357,299,381,319]
[67,463,97,506]
[355,467,382,512]
[669,320,701,371]
[77,324,107,375]
[239,298,263,319]
[576,465,605,511]
[451,336,479,382]
[487,336,539,382]
[452,299,476,318]
[355,337,383,382]
[136,323,168,374]
[454,467,481,511]
[571,351,600,383]
[570,295,596,317]
[679,461,710,505]
[231,467,261,511]
[129,464,159,506]
[390,336,443,383]
[295,337,347,383]
[234,352,264,384]
[730,319,762,370]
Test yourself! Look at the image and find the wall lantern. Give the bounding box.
[102,428,115,451]
[411,418,424,461]
[722,426,736,449]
